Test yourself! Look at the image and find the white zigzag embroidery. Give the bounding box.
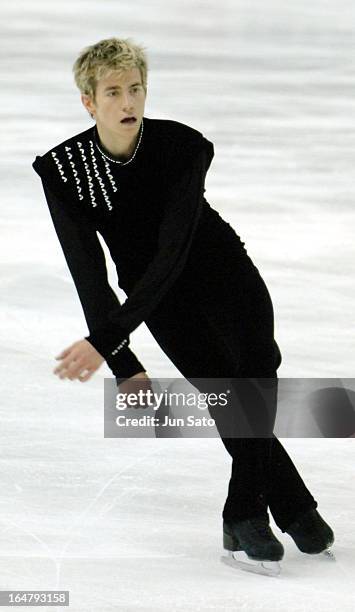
[89,140,113,211]
[51,151,68,183]
[76,141,97,208]
[64,146,83,201]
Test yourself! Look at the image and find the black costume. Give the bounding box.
[32,116,317,530]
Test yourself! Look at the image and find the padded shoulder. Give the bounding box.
[32,125,111,213]
[145,117,214,179]
[146,117,207,156]
[32,125,93,178]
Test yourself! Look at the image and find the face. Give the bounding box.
[81,66,146,137]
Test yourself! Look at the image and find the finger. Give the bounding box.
[66,361,86,380]
[54,363,69,376]
[55,345,75,360]
[57,366,79,381]
[78,369,92,382]
[54,353,80,375]
[55,367,68,380]
[53,364,65,376]
[54,358,77,378]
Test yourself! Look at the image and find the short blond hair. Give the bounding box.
[72,37,148,100]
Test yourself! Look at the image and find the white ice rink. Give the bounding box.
[1,0,355,610]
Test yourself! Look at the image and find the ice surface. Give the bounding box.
[1,0,354,610]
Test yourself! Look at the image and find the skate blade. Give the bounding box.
[221,550,281,577]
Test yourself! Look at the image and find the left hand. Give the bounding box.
[118,371,154,407]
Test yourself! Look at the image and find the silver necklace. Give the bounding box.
[93,118,144,166]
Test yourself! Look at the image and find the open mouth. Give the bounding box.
[121,117,137,124]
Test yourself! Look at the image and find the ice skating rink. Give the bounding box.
[1,0,355,610]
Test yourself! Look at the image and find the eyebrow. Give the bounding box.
[104,82,142,92]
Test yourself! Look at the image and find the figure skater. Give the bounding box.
[32,37,334,575]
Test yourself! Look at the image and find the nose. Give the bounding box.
[122,90,135,110]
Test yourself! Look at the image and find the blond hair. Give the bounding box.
[72,37,148,101]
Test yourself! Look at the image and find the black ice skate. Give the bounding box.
[285,508,335,559]
[221,514,284,577]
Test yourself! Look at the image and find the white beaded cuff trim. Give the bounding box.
[111,338,128,356]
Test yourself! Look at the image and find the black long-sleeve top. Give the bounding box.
[32,116,245,382]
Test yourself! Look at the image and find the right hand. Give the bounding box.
[54,339,105,382]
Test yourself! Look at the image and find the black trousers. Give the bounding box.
[145,254,318,532]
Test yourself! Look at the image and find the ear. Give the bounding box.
[81,94,94,115]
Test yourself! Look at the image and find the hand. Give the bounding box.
[118,371,153,407]
[53,339,105,382]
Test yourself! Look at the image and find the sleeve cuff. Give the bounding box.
[84,322,128,360]
[111,347,147,384]
[106,347,146,385]
[84,325,146,383]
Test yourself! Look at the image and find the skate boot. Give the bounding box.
[221,514,284,577]
[285,508,335,558]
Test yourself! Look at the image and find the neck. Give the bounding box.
[95,121,141,160]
